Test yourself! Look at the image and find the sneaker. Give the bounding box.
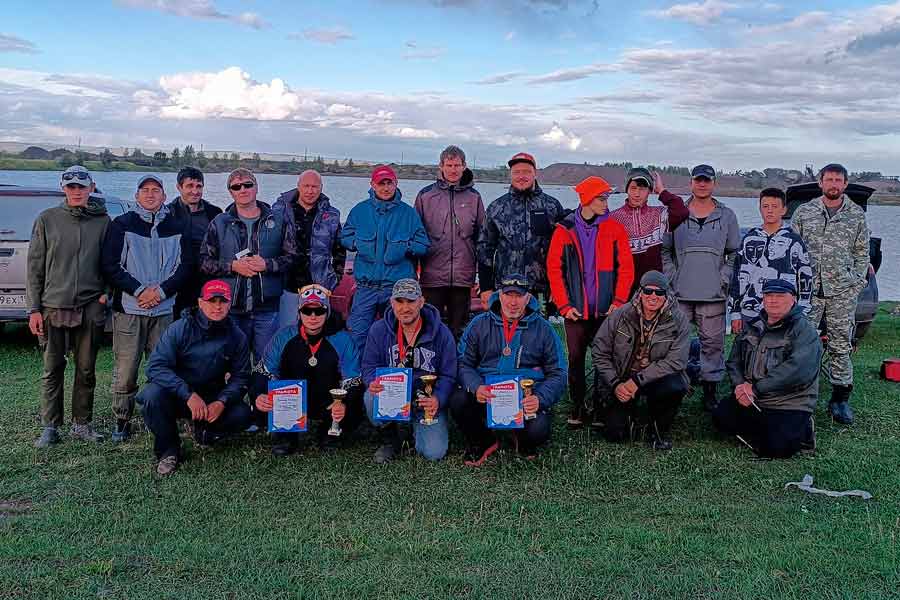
[111,420,131,443]
[156,453,178,476]
[463,439,500,467]
[71,423,104,442]
[566,416,584,429]
[650,437,673,451]
[271,441,296,457]
[34,427,60,448]
[373,443,397,464]
[245,424,260,434]
[828,401,854,425]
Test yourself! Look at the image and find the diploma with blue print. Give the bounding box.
[486,374,524,429]
[267,380,307,433]
[373,367,413,422]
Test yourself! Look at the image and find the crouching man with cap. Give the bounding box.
[253,284,364,455]
[361,278,457,463]
[450,274,568,465]
[137,280,252,476]
[713,279,822,458]
[592,271,690,450]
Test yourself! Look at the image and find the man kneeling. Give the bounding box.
[713,279,822,458]
[138,280,252,476]
[450,274,567,465]
[592,271,690,450]
[253,284,364,455]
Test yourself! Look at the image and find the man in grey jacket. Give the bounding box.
[713,279,821,458]
[662,164,741,410]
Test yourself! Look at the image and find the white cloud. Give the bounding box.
[527,62,616,84]
[290,26,355,45]
[0,33,38,54]
[116,0,268,29]
[470,71,526,85]
[649,0,737,26]
[539,123,582,151]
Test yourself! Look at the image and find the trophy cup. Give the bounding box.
[327,388,347,436]
[418,374,439,426]
[520,378,537,420]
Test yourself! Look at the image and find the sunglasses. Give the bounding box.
[300,306,328,316]
[500,278,528,288]
[62,171,91,181]
[641,287,667,297]
[229,181,255,191]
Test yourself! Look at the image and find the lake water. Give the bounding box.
[3,169,897,300]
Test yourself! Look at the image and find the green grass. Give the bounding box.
[1,306,899,599]
[0,158,152,172]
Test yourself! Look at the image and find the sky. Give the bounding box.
[3,0,900,172]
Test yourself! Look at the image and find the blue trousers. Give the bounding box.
[231,310,279,365]
[348,286,392,354]
[363,391,448,461]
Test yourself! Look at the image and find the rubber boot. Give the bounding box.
[828,384,854,425]
[702,381,719,412]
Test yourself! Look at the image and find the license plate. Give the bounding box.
[0,294,25,307]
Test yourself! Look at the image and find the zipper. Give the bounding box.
[449,187,455,287]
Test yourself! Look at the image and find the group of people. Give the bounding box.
[25,146,870,474]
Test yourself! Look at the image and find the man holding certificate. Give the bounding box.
[361,279,457,463]
[252,284,364,455]
[451,274,568,466]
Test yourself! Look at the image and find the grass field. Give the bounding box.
[1,306,899,599]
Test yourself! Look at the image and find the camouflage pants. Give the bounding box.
[809,294,857,386]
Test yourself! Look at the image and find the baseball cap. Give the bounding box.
[298,284,331,313]
[391,278,422,301]
[371,165,398,184]
[691,164,716,180]
[508,152,537,169]
[625,167,653,189]
[574,176,613,206]
[201,279,232,301]
[60,165,93,188]
[136,174,164,191]
[762,279,796,295]
[499,273,529,295]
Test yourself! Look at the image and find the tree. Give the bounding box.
[347,157,354,169]
[132,148,145,159]
[153,151,168,167]
[171,147,181,168]
[197,150,208,168]
[230,152,240,167]
[100,148,115,168]
[212,152,220,163]
[183,145,196,165]
[57,153,76,169]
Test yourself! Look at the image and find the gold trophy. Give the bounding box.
[520,378,537,421]
[327,388,347,437]
[419,374,439,426]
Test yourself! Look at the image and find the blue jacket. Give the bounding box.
[261,323,360,380]
[102,202,191,316]
[144,308,250,405]
[199,201,297,314]
[458,292,568,411]
[272,190,345,291]
[340,190,430,289]
[361,303,457,410]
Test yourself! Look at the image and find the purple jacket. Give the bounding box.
[414,169,485,288]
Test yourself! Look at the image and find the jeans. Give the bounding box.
[712,393,811,458]
[111,311,173,421]
[277,290,300,331]
[231,310,280,363]
[603,372,687,443]
[448,388,552,455]
[423,286,471,340]
[363,391,448,461]
[348,286,393,354]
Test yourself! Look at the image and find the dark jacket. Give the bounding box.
[260,321,359,381]
[414,169,486,288]
[144,308,250,406]
[726,303,822,413]
[592,294,691,390]
[102,202,191,316]
[478,182,566,293]
[457,292,567,410]
[340,189,430,289]
[361,303,457,410]
[199,201,297,314]
[273,191,345,292]
[167,197,222,313]
[26,199,110,312]
[167,197,222,226]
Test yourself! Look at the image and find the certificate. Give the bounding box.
[267,380,307,433]
[373,368,412,422]
[486,375,524,429]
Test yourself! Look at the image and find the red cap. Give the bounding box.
[574,176,613,206]
[508,152,536,169]
[201,279,232,301]
[370,165,397,184]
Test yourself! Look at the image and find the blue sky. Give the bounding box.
[3,0,900,172]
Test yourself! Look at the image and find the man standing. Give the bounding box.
[361,279,457,463]
[273,170,345,329]
[610,167,688,294]
[415,145,485,339]
[28,166,110,447]
[451,274,567,466]
[168,167,222,318]
[102,175,191,442]
[662,164,741,410]
[341,165,430,354]
[714,279,821,458]
[478,152,565,309]
[792,164,869,425]
[730,188,812,331]
[547,176,634,428]
[138,280,252,476]
[592,271,690,450]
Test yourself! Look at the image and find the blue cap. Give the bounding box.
[691,164,716,179]
[762,279,796,295]
[499,273,529,295]
[136,174,164,191]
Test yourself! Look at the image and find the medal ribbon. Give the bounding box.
[300,326,323,363]
[502,315,520,351]
[397,318,423,366]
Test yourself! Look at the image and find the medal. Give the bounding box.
[300,326,323,369]
[501,315,519,359]
[308,356,318,367]
[503,346,512,356]
[397,318,423,367]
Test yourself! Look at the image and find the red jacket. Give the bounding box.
[547,212,634,318]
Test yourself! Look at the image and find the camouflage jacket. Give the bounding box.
[477,182,566,293]
[791,195,869,298]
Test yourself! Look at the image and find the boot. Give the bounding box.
[373,423,401,464]
[702,381,719,412]
[828,384,854,425]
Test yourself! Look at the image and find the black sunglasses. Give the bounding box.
[641,287,667,297]
[300,306,327,316]
[229,181,255,191]
[62,172,91,181]
[501,278,528,288]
